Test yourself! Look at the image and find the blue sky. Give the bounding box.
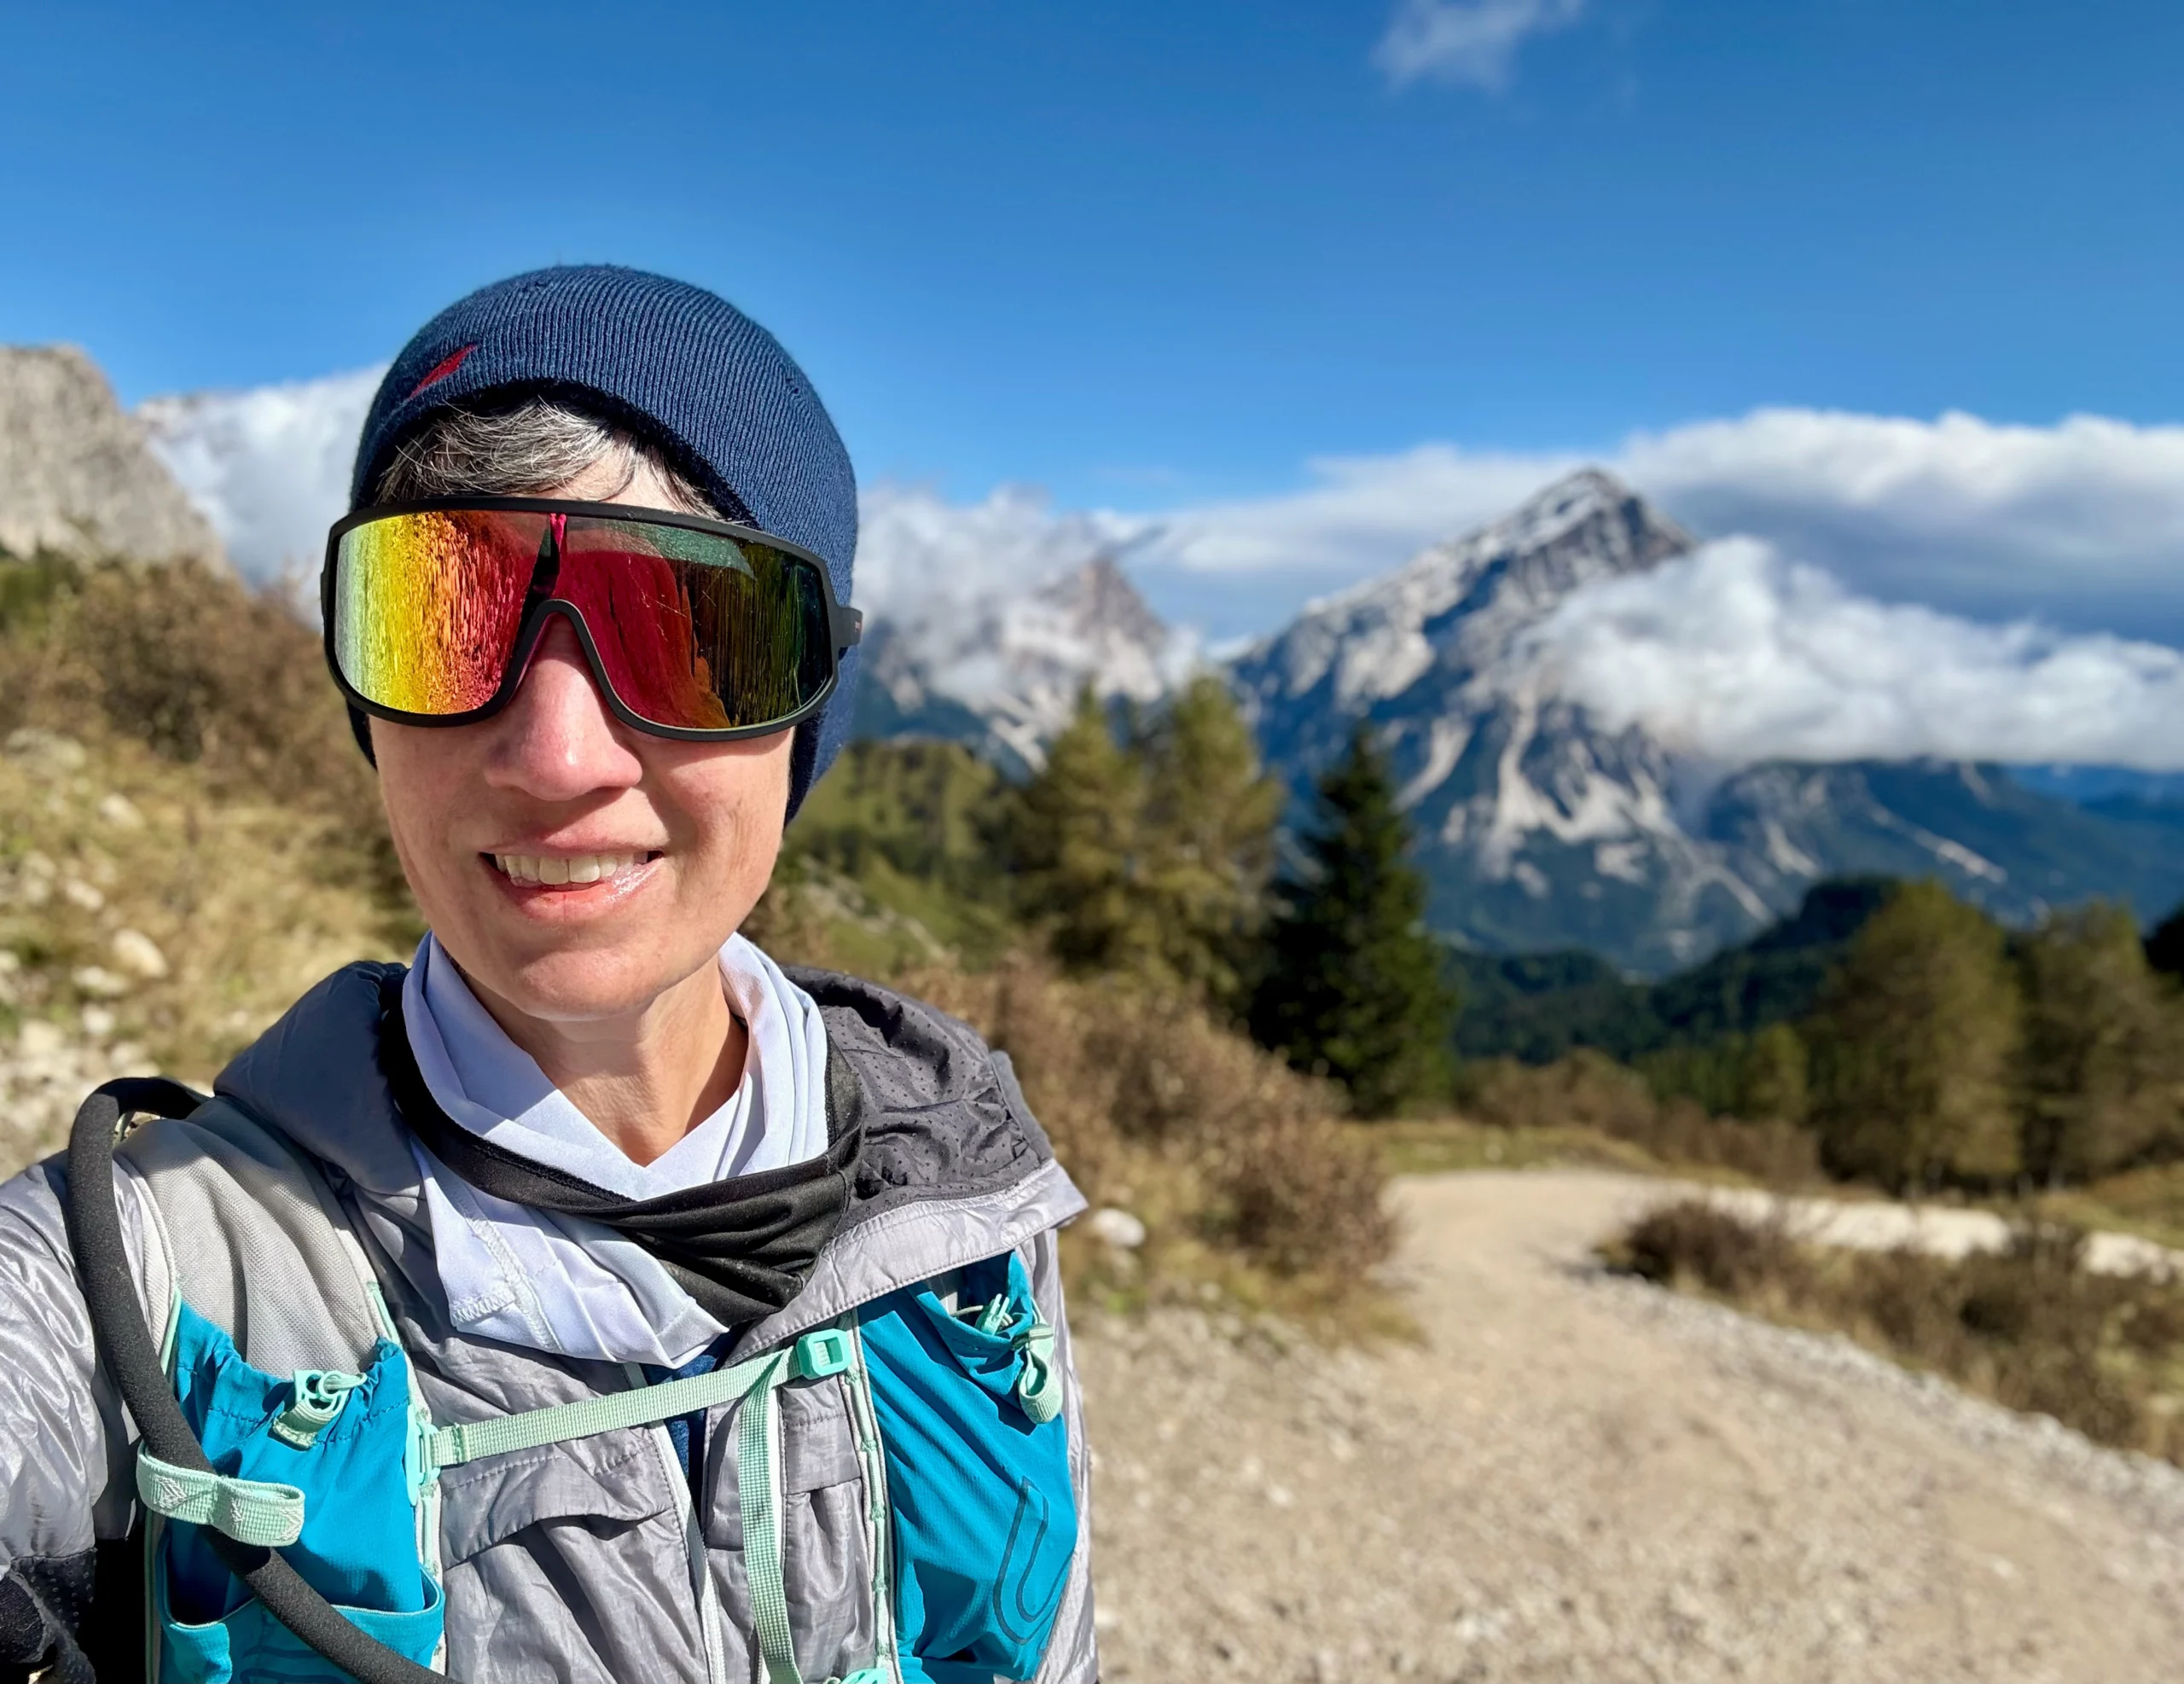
[6,1,2181,505]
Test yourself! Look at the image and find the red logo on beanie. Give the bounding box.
[409,344,479,398]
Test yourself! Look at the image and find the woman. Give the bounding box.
[0,266,1096,1684]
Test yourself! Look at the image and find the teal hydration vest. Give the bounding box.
[78,1083,1077,1684]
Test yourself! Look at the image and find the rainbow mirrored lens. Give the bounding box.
[560,519,830,730]
[329,507,836,734]
[332,510,539,715]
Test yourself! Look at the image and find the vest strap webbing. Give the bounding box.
[136,1450,307,1548]
[423,1327,850,1474]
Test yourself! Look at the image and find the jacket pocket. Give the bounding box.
[437,1430,673,1565]
[434,1431,699,1684]
[154,1549,444,1684]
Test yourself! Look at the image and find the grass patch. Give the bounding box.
[1357,1116,1670,1177]
[1604,1198,2184,1464]
[1459,1050,1824,1187]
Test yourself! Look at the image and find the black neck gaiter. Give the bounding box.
[374,971,861,1331]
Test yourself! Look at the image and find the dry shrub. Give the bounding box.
[0,557,404,905]
[0,738,414,1106]
[1607,1199,2184,1464]
[1608,1199,1807,1298]
[903,955,1392,1292]
[1467,1050,1821,1186]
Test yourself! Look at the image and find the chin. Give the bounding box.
[486,943,710,1025]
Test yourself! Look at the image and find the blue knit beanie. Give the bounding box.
[347,264,859,819]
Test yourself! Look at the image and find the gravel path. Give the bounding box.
[1075,1170,2184,1683]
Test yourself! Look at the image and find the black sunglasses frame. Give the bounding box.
[322,496,863,744]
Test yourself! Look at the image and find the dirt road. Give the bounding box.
[1075,1170,2184,1682]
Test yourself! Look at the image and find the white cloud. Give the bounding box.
[139,367,383,594]
[1625,408,2184,623]
[1518,537,2184,771]
[1372,0,1586,90]
[1141,444,1577,576]
[854,481,1141,625]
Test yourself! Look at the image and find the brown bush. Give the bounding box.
[1606,1199,2184,1464]
[903,955,1393,1289]
[1608,1199,1809,1298]
[0,557,404,909]
[1466,1051,1821,1186]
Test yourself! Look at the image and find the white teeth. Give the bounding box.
[491,852,642,886]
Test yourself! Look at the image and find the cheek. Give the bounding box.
[370,728,470,894]
[675,740,793,884]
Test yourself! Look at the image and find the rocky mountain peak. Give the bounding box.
[1233,467,1691,718]
[1025,554,1168,654]
[0,346,224,569]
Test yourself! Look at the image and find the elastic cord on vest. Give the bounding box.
[65,1079,457,1684]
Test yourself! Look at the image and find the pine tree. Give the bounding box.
[2017,902,2184,1185]
[1736,1021,1810,1125]
[1248,725,1457,1116]
[1009,678,1283,1003]
[1804,880,2023,1191]
[1136,675,1284,1008]
[1008,688,1155,975]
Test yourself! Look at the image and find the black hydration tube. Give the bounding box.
[64,1080,455,1684]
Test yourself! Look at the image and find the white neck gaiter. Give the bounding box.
[400,931,831,1367]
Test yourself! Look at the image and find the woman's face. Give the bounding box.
[371,458,794,1026]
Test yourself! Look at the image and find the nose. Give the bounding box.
[482,613,645,802]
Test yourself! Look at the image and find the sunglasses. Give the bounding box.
[323,498,862,740]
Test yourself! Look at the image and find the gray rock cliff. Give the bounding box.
[0,346,224,567]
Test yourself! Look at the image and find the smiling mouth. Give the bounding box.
[488,851,659,886]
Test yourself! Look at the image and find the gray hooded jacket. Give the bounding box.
[0,961,1095,1683]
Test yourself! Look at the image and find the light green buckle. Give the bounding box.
[793,1327,851,1380]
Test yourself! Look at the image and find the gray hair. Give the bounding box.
[372,396,717,514]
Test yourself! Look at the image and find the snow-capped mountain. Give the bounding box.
[857,555,1184,772]
[1234,470,2184,973]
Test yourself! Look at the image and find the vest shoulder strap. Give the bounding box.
[115,1096,384,1375]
